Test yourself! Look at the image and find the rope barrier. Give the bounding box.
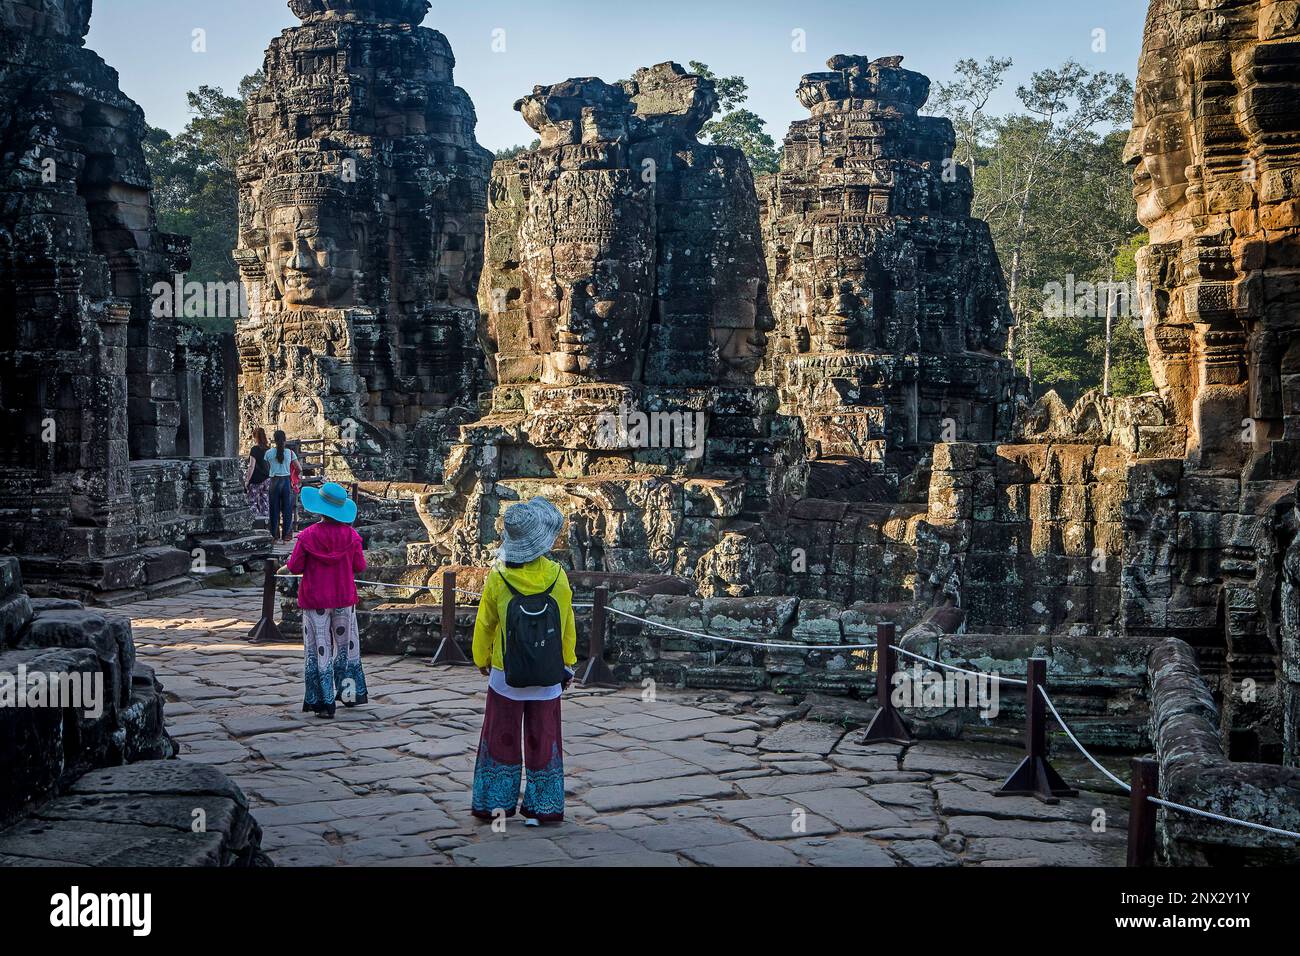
[1038,686,1300,841]
[601,605,877,652]
[1146,797,1300,841]
[1038,687,1132,792]
[893,645,1029,686]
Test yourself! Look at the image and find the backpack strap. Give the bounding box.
[543,569,561,596]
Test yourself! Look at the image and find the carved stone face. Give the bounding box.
[806,278,871,351]
[1124,91,1193,233]
[713,275,770,380]
[266,203,358,309]
[536,262,648,383]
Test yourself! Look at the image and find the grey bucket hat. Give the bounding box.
[498,497,565,564]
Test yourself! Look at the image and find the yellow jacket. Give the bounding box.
[472,557,578,673]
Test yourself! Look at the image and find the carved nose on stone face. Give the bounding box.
[288,241,315,271]
[1121,125,1144,169]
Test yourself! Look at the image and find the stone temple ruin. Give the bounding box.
[757,55,1021,482]
[420,63,805,584]
[0,0,254,604]
[2,0,1299,866]
[235,0,493,481]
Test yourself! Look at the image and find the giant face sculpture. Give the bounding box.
[530,251,652,384]
[712,275,771,382]
[1124,75,1194,238]
[265,199,359,309]
[513,79,655,386]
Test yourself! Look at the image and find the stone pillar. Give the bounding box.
[236,0,491,480]
[174,347,207,459]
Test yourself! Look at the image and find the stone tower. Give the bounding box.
[1122,0,1300,763]
[430,63,803,586]
[759,55,1021,484]
[236,0,492,479]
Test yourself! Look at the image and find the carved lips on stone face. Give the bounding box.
[266,203,358,309]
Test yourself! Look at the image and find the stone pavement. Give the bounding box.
[121,588,1130,867]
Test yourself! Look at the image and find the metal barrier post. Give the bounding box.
[432,568,471,666]
[996,658,1078,804]
[248,559,283,644]
[1128,757,1160,867]
[861,622,912,744]
[574,586,618,688]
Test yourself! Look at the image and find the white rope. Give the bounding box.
[1147,797,1300,841]
[1038,687,1132,792]
[1039,687,1300,841]
[892,645,1029,686]
[277,573,481,598]
[601,605,877,652]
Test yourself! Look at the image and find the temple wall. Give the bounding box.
[0,0,253,602]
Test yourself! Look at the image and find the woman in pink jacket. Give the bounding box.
[284,482,369,718]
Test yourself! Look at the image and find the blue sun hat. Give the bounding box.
[300,482,358,524]
[498,497,565,564]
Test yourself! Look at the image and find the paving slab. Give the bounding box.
[114,588,1129,869]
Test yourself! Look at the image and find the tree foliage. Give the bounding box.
[688,61,781,174]
[930,59,1148,401]
[142,72,263,329]
[494,140,539,161]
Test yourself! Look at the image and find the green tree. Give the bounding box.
[143,72,263,329]
[931,59,1140,396]
[494,140,539,161]
[930,56,1013,179]
[688,61,781,174]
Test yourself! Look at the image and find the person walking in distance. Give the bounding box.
[266,430,298,545]
[470,497,577,825]
[244,427,272,522]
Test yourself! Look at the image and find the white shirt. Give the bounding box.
[267,448,297,478]
[488,666,572,702]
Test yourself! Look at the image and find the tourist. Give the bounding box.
[284,482,369,719]
[470,497,576,826]
[243,427,272,522]
[266,430,298,545]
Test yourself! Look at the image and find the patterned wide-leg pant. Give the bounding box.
[471,688,564,822]
[302,605,369,717]
[247,479,270,520]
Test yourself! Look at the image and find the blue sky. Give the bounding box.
[86,0,1147,151]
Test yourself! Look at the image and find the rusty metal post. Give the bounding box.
[574,586,618,688]
[861,622,912,744]
[248,559,283,644]
[1128,757,1160,867]
[431,568,470,666]
[996,658,1079,804]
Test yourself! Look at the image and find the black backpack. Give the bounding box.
[501,569,566,688]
